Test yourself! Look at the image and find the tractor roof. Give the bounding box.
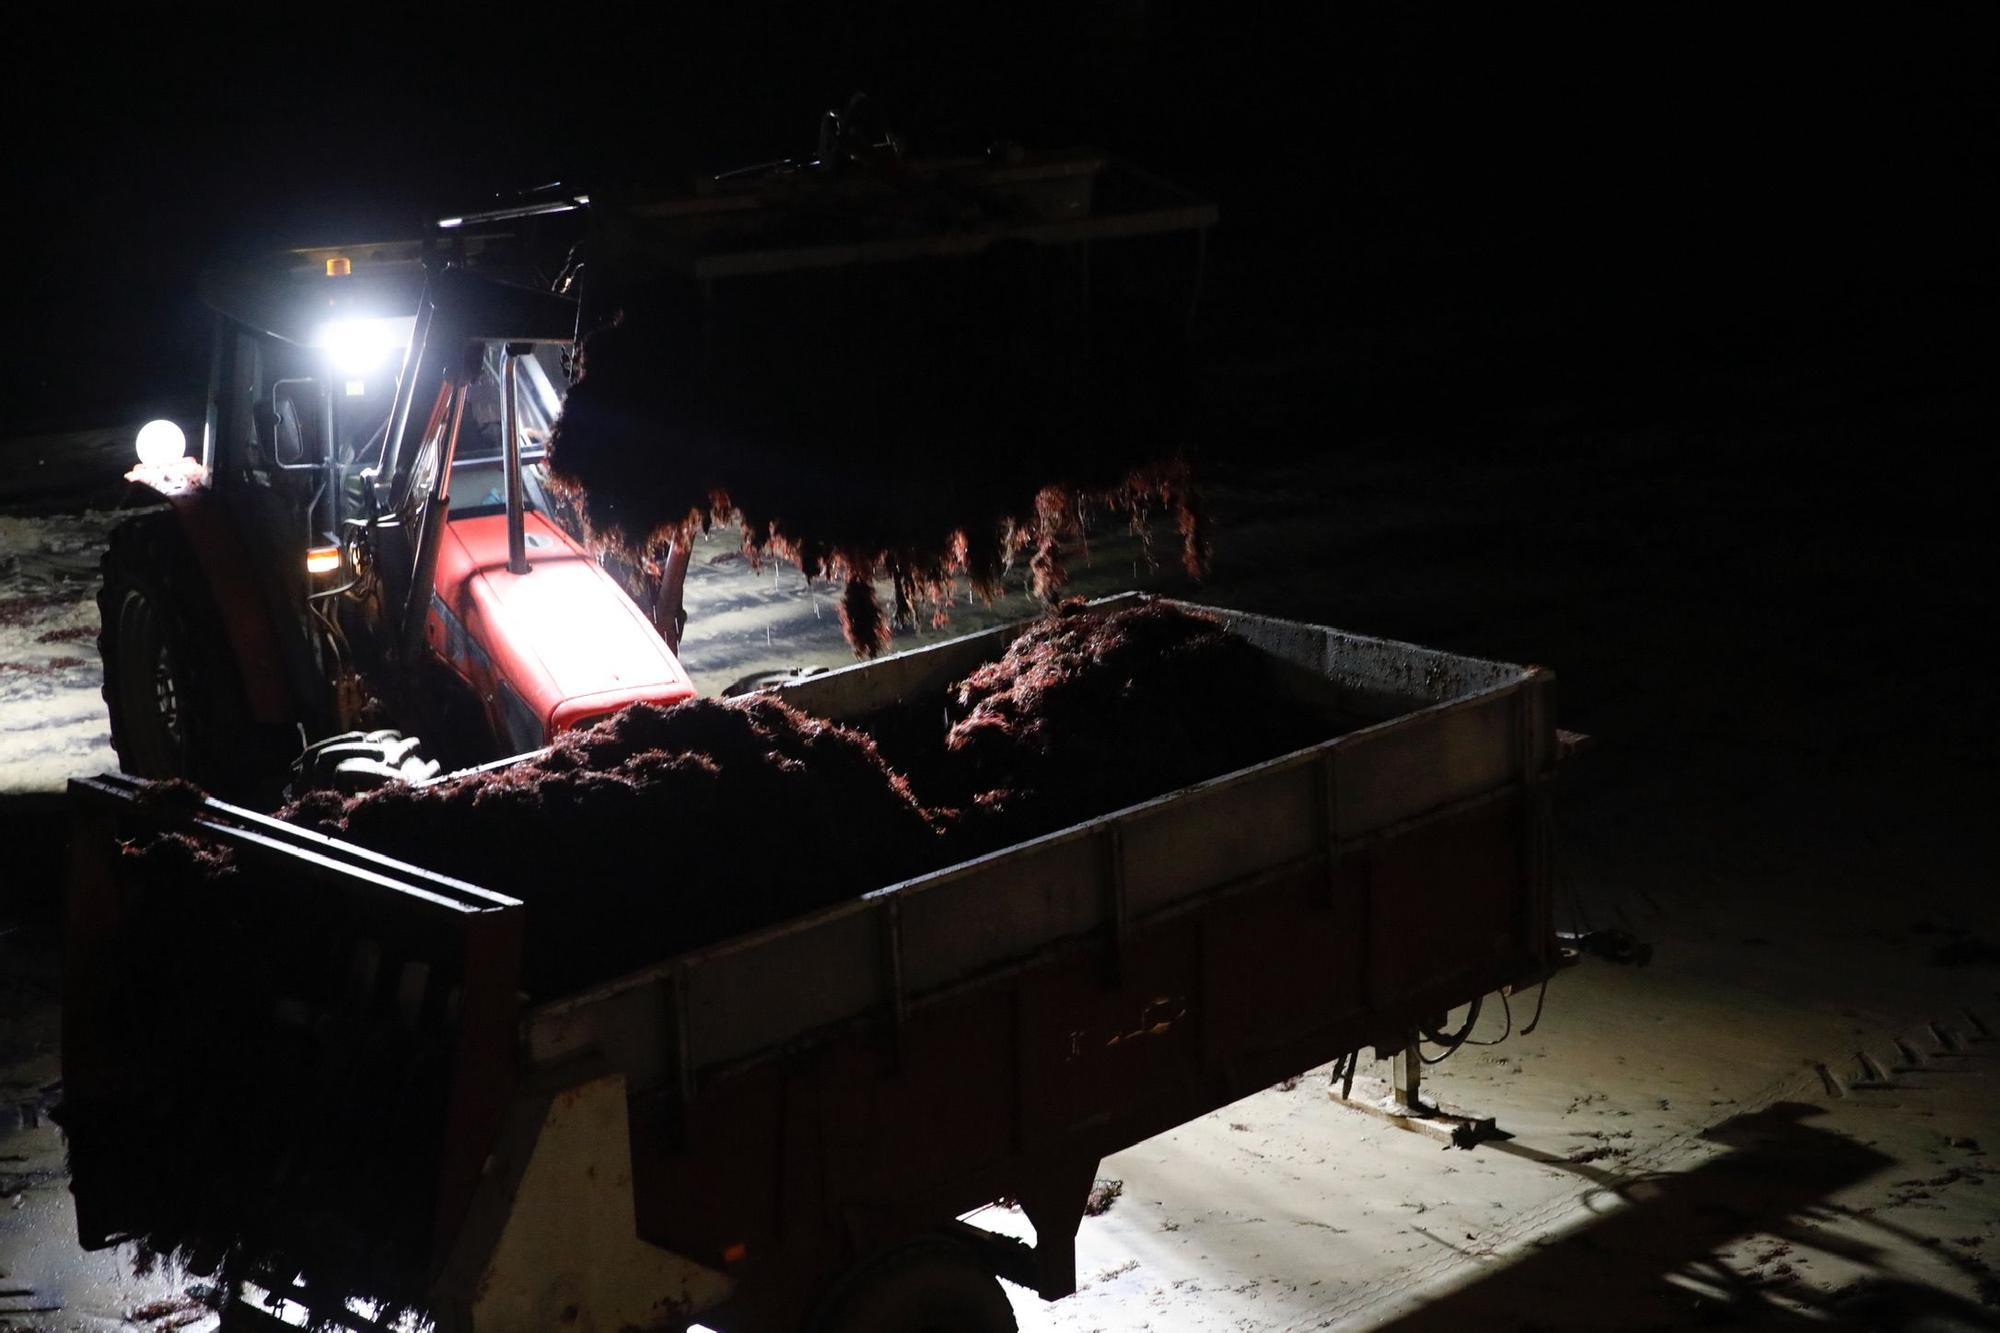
[201,234,576,348]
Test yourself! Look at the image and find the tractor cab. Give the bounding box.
[103,234,696,799]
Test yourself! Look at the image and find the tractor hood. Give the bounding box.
[427,510,694,750]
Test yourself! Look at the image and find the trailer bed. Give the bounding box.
[530,594,1554,1088]
[63,594,1566,1333]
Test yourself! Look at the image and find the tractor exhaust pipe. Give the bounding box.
[502,343,530,576]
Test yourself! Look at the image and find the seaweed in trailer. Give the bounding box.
[286,696,948,996]
[933,601,1333,850]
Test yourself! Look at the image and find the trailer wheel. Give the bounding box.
[810,1236,1018,1333]
[98,513,297,804]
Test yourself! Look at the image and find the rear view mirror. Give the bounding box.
[270,378,326,468]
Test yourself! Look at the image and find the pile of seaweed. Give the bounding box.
[546,244,1209,655]
[285,695,946,995]
[918,600,1330,850]
[284,603,1315,985]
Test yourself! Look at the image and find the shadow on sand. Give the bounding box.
[1379,1102,1999,1332]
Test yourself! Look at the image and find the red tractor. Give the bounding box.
[98,114,1214,804]
[99,221,697,802]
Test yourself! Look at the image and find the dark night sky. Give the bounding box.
[7,4,1994,429]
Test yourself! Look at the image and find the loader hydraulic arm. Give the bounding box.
[401,371,472,664]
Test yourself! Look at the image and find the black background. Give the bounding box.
[8,3,1993,429]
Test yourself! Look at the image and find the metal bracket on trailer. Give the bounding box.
[1330,1042,1503,1149]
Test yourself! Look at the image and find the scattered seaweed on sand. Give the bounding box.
[0,590,90,626]
[1084,1178,1125,1216]
[545,244,1208,655]
[35,625,97,644]
[0,656,90,675]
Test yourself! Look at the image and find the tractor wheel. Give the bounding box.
[97,513,297,805]
[809,1237,1018,1333]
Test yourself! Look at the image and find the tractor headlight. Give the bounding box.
[135,419,186,467]
[317,315,417,376]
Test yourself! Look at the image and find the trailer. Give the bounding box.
[61,594,1574,1332]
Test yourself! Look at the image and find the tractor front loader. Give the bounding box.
[99,111,1216,805]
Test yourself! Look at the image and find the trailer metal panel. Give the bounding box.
[685,907,887,1069]
[899,833,1107,994]
[1117,756,1322,915]
[1332,690,1522,837]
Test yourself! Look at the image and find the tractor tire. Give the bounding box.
[809,1236,1018,1333]
[97,512,298,806]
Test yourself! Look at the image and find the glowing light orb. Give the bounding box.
[135,419,186,467]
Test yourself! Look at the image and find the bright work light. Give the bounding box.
[318,315,417,376]
[135,419,186,467]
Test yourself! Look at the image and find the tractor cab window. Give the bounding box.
[331,380,397,474]
[400,382,455,514]
[225,331,324,479]
[448,344,568,516]
[327,319,416,477]
[223,326,405,483]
